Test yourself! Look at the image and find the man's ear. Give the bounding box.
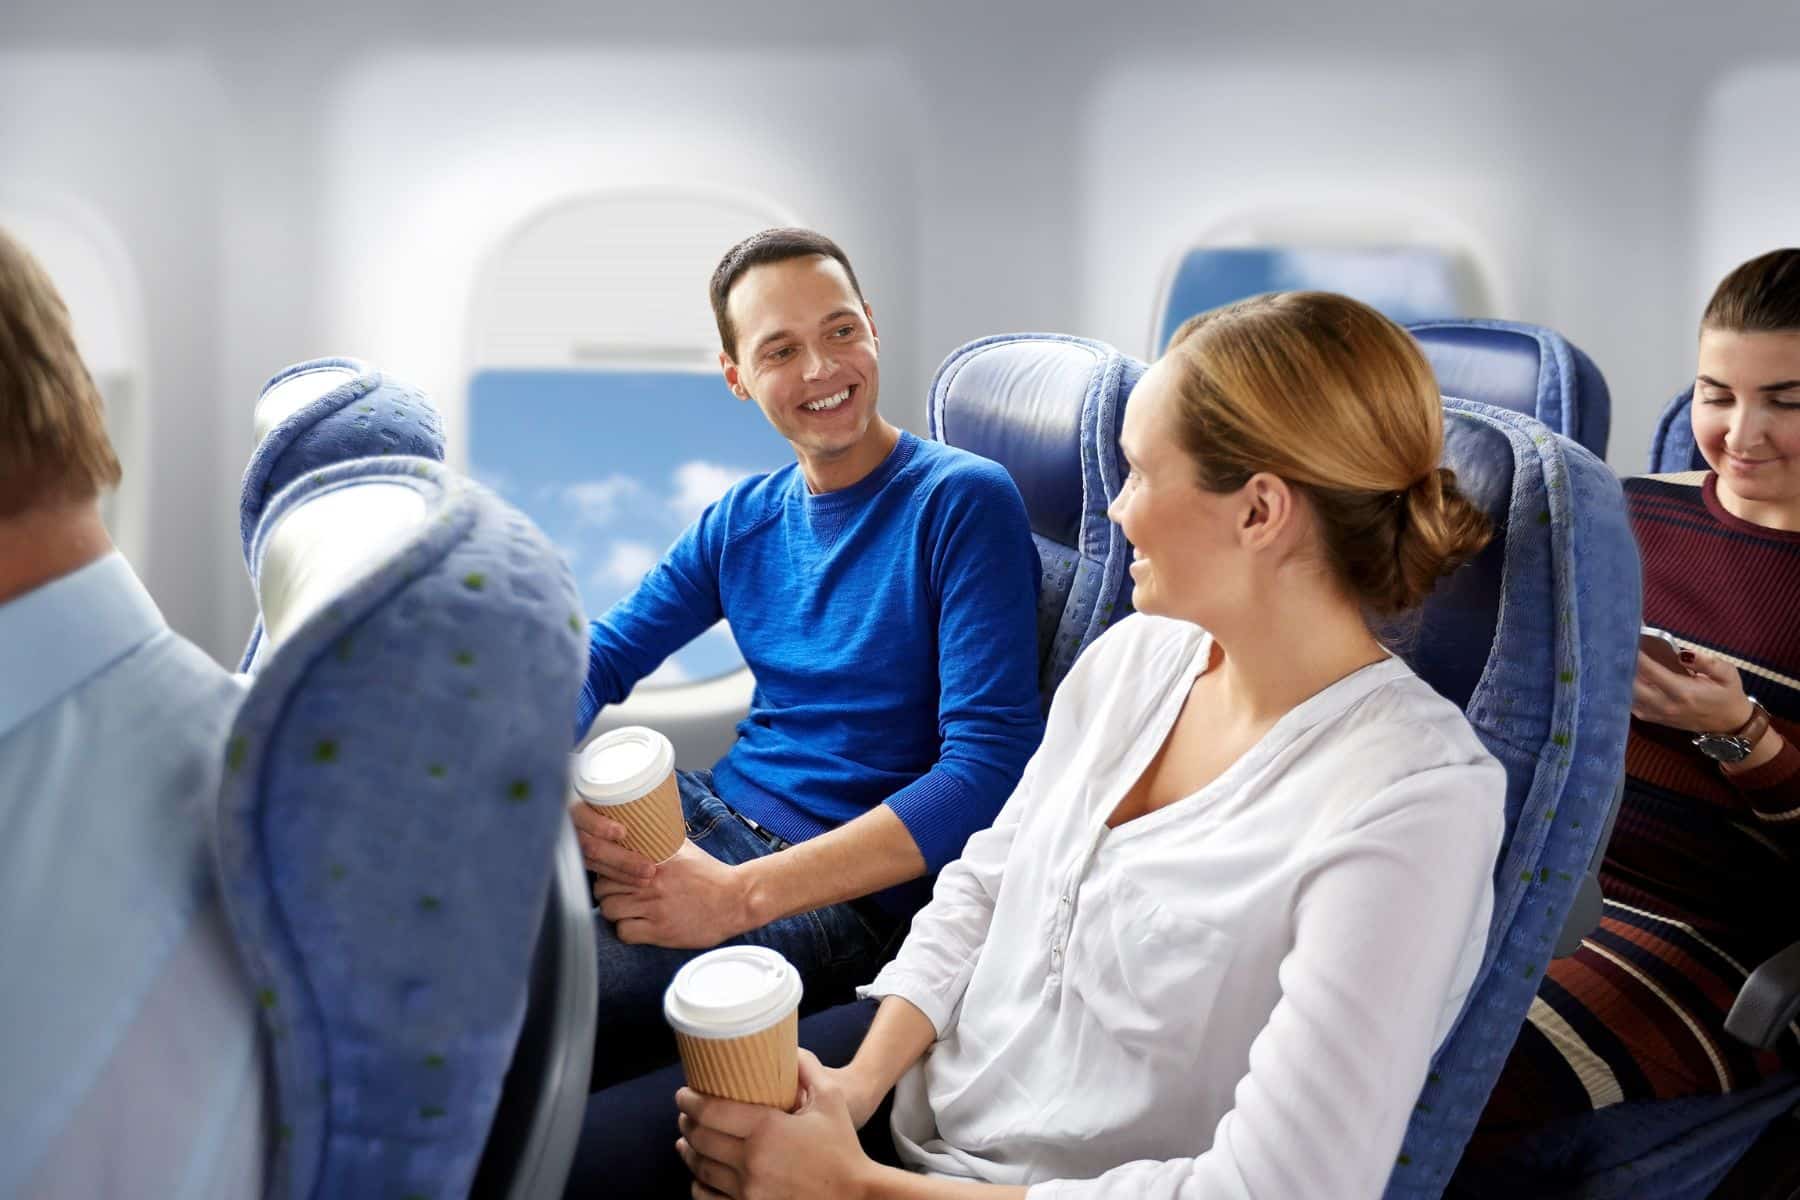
[864,302,879,350]
[719,350,749,401]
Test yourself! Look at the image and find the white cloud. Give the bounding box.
[668,460,753,524]
[561,475,643,526]
[593,539,661,590]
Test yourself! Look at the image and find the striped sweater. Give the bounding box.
[1480,472,1799,1133]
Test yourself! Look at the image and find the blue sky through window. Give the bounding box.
[468,368,791,685]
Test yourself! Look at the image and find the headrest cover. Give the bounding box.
[219,456,587,1200]
[258,482,430,647]
[239,356,445,559]
[254,364,360,444]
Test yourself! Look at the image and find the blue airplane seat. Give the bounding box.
[933,331,1642,1194]
[927,333,1145,704]
[1408,319,1612,459]
[215,457,592,1200]
[1383,400,1640,1198]
[237,356,446,670]
[1153,244,1466,354]
[1648,385,1708,473]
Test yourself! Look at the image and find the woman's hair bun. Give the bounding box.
[1387,467,1492,615]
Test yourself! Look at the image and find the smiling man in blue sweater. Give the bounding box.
[570,228,1043,1086]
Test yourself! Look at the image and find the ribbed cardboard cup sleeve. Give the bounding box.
[605,770,685,862]
[673,1008,800,1109]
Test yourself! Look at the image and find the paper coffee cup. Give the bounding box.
[573,726,684,863]
[664,946,803,1109]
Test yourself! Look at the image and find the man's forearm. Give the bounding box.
[738,804,925,927]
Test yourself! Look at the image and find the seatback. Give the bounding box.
[1386,400,1641,1198]
[1409,319,1612,459]
[1153,244,1466,354]
[927,334,1144,704]
[238,357,445,670]
[1648,385,1707,473]
[214,457,588,1200]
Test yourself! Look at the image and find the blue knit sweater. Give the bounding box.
[577,432,1044,895]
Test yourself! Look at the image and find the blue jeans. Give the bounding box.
[588,770,899,1090]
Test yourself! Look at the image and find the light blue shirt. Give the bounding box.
[0,554,268,1199]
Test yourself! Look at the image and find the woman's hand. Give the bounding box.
[807,1057,886,1129]
[676,1050,877,1200]
[1632,644,1753,735]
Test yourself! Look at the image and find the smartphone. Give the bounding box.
[1639,626,1690,674]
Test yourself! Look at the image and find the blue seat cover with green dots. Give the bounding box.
[926,333,1144,706]
[237,357,445,671]
[1385,399,1640,1197]
[213,456,587,1200]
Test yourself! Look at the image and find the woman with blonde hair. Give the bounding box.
[570,291,1506,1199]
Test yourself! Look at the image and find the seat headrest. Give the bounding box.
[1155,245,1465,353]
[928,333,1145,700]
[1649,385,1706,473]
[239,357,444,558]
[1408,319,1611,457]
[1406,405,1516,711]
[928,333,1141,553]
[219,456,586,1200]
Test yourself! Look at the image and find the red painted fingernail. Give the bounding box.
[1679,651,1695,663]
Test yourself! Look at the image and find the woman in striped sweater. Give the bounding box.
[1475,249,1800,1154]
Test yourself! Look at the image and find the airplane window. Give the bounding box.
[1154,244,1470,354]
[0,209,147,564]
[465,188,795,688]
[467,366,788,684]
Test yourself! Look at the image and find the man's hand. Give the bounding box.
[1633,645,1753,735]
[568,800,657,885]
[675,1051,879,1200]
[594,839,753,950]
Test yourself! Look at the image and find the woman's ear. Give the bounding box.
[1238,472,1296,550]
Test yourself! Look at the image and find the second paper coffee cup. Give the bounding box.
[574,726,684,863]
[664,946,803,1109]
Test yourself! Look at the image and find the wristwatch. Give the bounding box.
[1691,699,1772,765]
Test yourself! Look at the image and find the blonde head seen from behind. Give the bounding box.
[1152,291,1491,623]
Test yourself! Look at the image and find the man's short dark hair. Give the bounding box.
[1702,248,1800,335]
[710,228,865,359]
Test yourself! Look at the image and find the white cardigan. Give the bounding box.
[861,614,1505,1199]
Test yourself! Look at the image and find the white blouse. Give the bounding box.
[860,614,1505,1199]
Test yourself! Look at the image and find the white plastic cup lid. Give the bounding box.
[574,726,675,805]
[664,946,804,1040]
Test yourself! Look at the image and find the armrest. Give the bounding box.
[1724,940,1800,1051]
